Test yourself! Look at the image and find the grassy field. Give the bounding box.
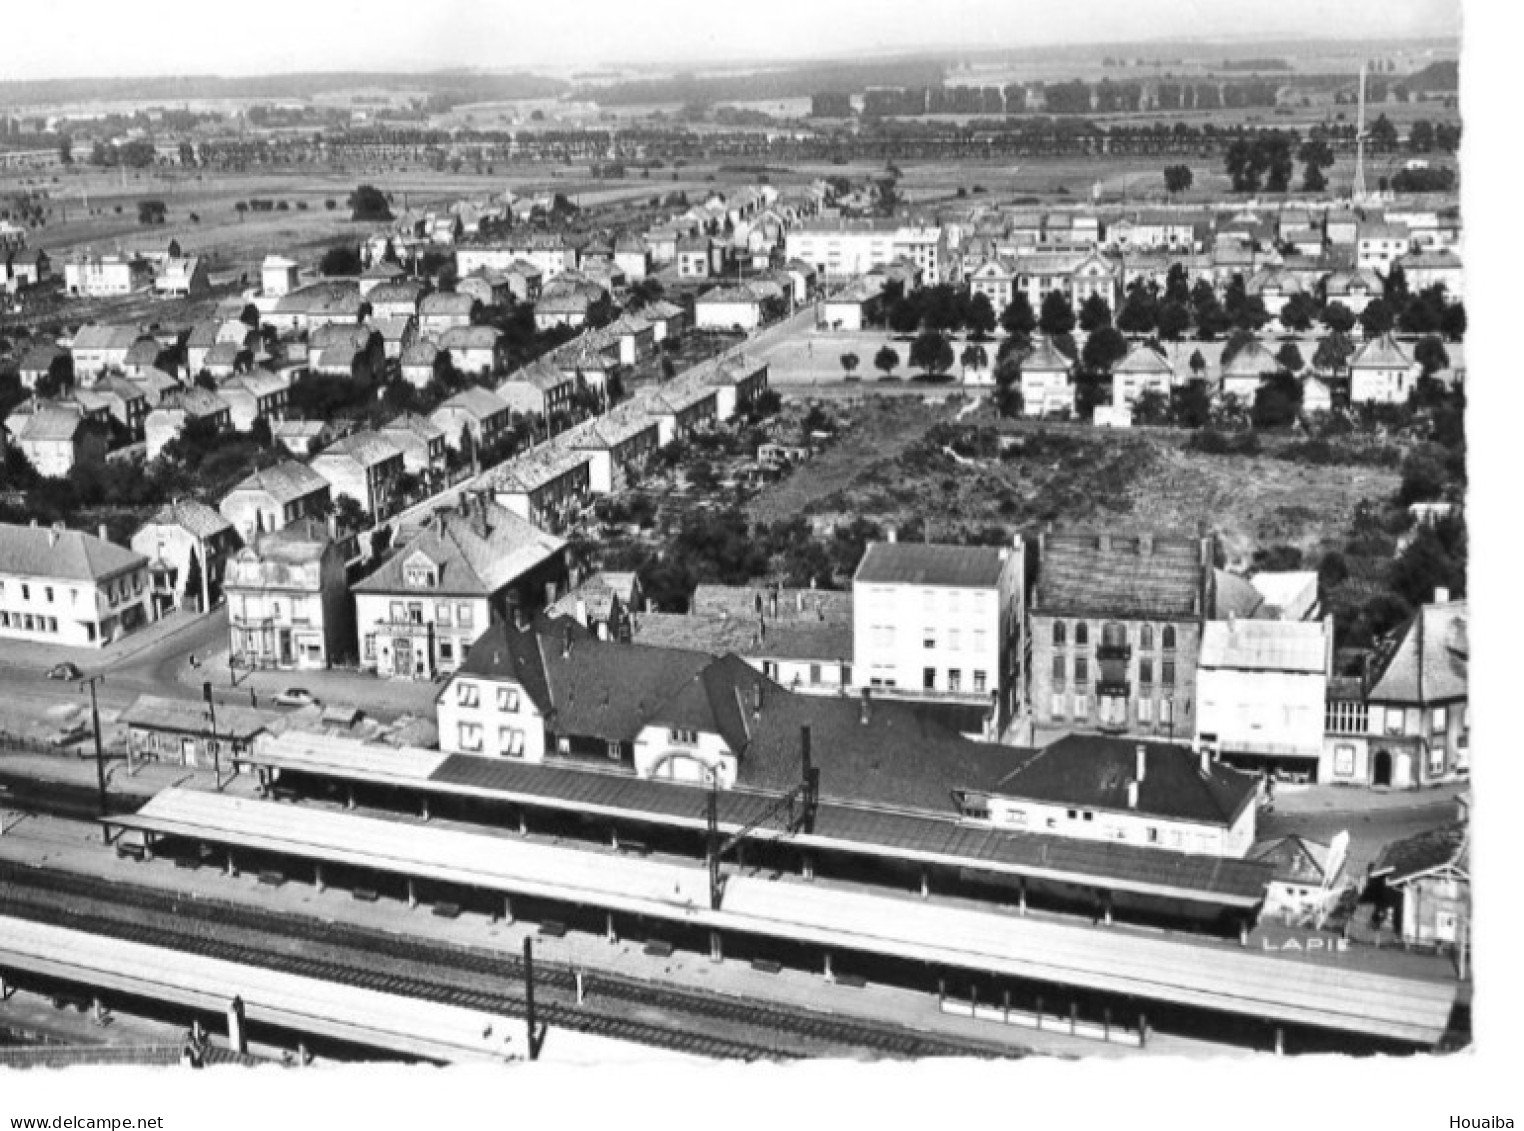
[746,399,1402,568]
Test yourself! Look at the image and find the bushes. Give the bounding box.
[1186,429,1261,457]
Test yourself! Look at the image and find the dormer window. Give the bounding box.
[403,552,437,589]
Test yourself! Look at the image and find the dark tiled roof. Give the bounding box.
[1370,822,1468,885]
[854,542,1010,589]
[1035,531,1206,620]
[0,521,146,581]
[1367,599,1468,704]
[985,735,1258,828]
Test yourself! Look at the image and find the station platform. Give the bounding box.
[0,811,1210,1059]
[105,787,1459,1047]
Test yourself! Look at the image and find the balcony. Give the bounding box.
[1096,680,1131,699]
[1096,643,1131,662]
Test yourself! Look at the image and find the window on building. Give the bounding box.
[1431,705,1449,735]
[948,669,962,692]
[1162,625,1176,651]
[763,661,778,679]
[363,635,375,660]
[607,741,623,761]
[1052,621,1066,647]
[44,587,53,603]
[1140,624,1154,651]
[1052,655,1065,684]
[1335,745,1355,777]
[390,601,405,622]
[557,737,570,755]
[440,640,454,663]
[1102,622,1126,649]
[923,629,936,650]
[1160,699,1173,724]
[1140,658,1154,685]
[948,628,961,651]
[973,670,987,693]
[497,687,520,712]
[1428,743,1445,776]
[1383,707,1403,737]
[1051,693,1065,719]
[1138,697,1152,723]
[407,602,424,625]
[457,722,483,752]
[973,628,986,653]
[457,603,474,627]
[923,668,936,691]
[1073,693,1088,717]
[455,682,479,708]
[668,728,698,745]
[436,603,452,627]
[1162,661,1176,687]
[21,585,30,601]
[922,589,935,612]
[1146,827,1160,844]
[1075,622,1089,647]
[1074,657,1089,684]
[500,728,526,757]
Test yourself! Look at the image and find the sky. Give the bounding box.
[5,0,1460,82]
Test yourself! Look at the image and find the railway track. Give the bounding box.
[0,860,1026,1062]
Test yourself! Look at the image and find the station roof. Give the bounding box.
[108,788,1456,1045]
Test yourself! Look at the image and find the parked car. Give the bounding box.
[45,662,83,681]
[47,721,90,748]
[272,688,319,708]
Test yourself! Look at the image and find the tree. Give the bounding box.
[36,353,74,399]
[909,329,955,379]
[1000,293,1037,340]
[1171,379,1212,428]
[137,200,167,225]
[1081,326,1128,374]
[994,361,1023,417]
[1163,164,1194,194]
[1359,297,1395,339]
[1132,388,1171,426]
[1298,139,1335,193]
[1116,289,1158,335]
[1414,335,1450,377]
[887,297,921,335]
[1155,300,1190,341]
[839,352,860,381]
[1038,290,1075,337]
[1321,302,1356,334]
[1078,292,1113,333]
[965,292,997,339]
[1188,350,1207,380]
[320,245,363,276]
[1409,119,1436,154]
[1275,343,1304,373]
[234,201,248,222]
[1278,292,1317,334]
[348,184,393,222]
[1313,331,1355,375]
[874,345,900,380]
[1252,370,1302,429]
[1440,301,1467,341]
[1383,262,1410,305]
[58,135,73,165]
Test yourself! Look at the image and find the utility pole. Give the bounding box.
[80,675,109,842]
[521,938,546,1060]
[203,680,223,791]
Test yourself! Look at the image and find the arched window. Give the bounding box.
[1075,622,1089,647]
[1140,624,1154,651]
[1052,621,1066,647]
[1102,622,1127,649]
[1162,625,1177,651]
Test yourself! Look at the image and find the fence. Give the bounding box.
[940,995,1146,1048]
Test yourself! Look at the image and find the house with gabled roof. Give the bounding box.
[1349,333,1417,405]
[365,279,428,321]
[1249,832,1348,924]
[219,460,333,542]
[131,499,240,615]
[955,735,1259,858]
[488,445,594,530]
[565,405,661,493]
[1111,344,1175,415]
[1029,530,1216,741]
[354,492,567,679]
[495,357,576,420]
[144,388,233,461]
[71,324,143,378]
[155,256,209,298]
[310,430,405,517]
[400,340,445,389]
[0,521,153,647]
[1220,340,1281,403]
[437,325,504,378]
[267,281,364,332]
[5,405,107,478]
[269,419,334,458]
[431,385,513,456]
[225,518,351,671]
[1018,336,1074,418]
[379,413,449,482]
[81,375,149,437]
[418,291,477,338]
[18,342,68,391]
[1324,267,1383,318]
[1369,821,1469,949]
[218,369,289,432]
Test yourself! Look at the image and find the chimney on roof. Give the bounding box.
[796,591,804,614]
[1434,587,1450,605]
[98,523,110,544]
[562,624,572,659]
[886,527,897,544]
[769,591,778,619]
[1135,744,1147,782]
[1200,746,1212,778]
[860,687,871,726]
[752,682,763,720]
[1127,780,1139,810]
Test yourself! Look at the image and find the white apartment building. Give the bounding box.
[852,537,1025,725]
[785,220,950,284]
[0,522,153,648]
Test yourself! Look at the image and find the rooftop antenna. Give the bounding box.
[1351,61,1370,206]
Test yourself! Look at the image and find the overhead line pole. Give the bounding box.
[80,675,109,842]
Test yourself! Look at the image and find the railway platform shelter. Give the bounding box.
[105,788,1460,1050]
[235,733,1273,927]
